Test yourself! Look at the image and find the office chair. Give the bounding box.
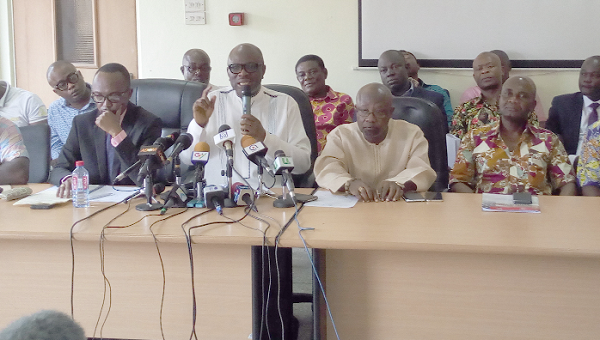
[391,96,449,192]
[19,124,51,183]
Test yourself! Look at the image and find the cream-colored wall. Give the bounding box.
[141,0,581,115]
[0,0,15,83]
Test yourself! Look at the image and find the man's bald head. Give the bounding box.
[499,76,537,122]
[579,56,600,101]
[181,49,211,83]
[472,52,503,91]
[46,60,89,106]
[355,83,394,144]
[491,50,511,82]
[377,50,409,96]
[227,43,266,97]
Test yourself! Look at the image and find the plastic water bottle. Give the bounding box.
[72,160,90,208]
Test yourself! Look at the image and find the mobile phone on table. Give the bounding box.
[403,192,425,202]
[30,203,57,209]
[424,191,443,202]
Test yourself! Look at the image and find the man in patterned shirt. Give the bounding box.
[0,116,29,184]
[577,120,600,196]
[295,54,354,154]
[450,76,576,195]
[46,61,96,161]
[451,52,539,139]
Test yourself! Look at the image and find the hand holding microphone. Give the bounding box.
[193,86,215,127]
[240,114,266,142]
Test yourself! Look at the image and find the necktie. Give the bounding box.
[588,102,600,126]
[106,134,119,183]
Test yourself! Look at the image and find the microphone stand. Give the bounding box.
[223,155,237,208]
[135,164,163,211]
[273,174,295,208]
[256,164,265,198]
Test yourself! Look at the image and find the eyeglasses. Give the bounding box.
[355,108,389,119]
[53,72,79,91]
[183,65,211,74]
[91,91,129,104]
[228,63,262,74]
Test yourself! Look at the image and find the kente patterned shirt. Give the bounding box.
[309,86,354,154]
[450,121,574,195]
[450,95,539,139]
[0,116,28,163]
[577,120,600,187]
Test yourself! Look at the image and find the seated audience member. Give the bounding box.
[0,80,47,127]
[295,54,354,154]
[547,56,600,162]
[46,61,96,161]
[0,116,29,184]
[578,120,600,196]
[460,50,546,123]
[451,52,539,138]
[181,48,213,86]
[315,83,436,202]
[0,310,85,340]
[49,63,162,197]
[378,50,447,131]
[450,76,576,195]
[180,43,311,188]
[401,50,453,126]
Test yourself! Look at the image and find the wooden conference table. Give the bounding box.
[0,184,301,340]
[276,191,600,340]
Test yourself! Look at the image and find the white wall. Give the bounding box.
[135,0,581,115]
[0,0,15,83]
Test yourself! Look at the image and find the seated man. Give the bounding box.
[315,83,436,202]
[180,48,213,86]
[0,116,29,184]
[180,43,311,188]
[0,80,47,127]
[547,56,600,163]
[459,50,546,123]
[401,50,453,127]
[450,76,576,195]
[46,60,97,161]
[577,120,600,196]
[378,50,447,132]
[50,63,162,197]
[451,52,539,139]
[295,54,354,154]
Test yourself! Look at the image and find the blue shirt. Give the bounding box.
[418,79,453,127]
[48,92,96,159]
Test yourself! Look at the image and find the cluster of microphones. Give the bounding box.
[120,123,298,213]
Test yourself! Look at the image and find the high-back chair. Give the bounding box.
[19,124,51,183]
[391,96,449,192]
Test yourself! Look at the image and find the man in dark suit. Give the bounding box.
[546,56,600,158]
[378,50,447,132]
[50,63,162,197]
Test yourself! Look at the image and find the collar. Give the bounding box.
[401,82,415,97]
[486,119,537,139]
[583,95,600,108]
[309,86,335,101]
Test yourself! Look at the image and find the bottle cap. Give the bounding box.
[75,160,84,167]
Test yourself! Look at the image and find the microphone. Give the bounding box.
[242,84,252,116]
[232,182,254,208]
[116,133,178,183]
[166,132,193,163]
[241,135,275,177]
[273,150,296,202]
[214,124,236,160]
[132,133,179,182]
[191,142,210,167]
[204,184,226,214]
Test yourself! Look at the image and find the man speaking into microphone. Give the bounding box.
[180,43,311,188]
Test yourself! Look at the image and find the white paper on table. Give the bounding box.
[13,186,70,206]
[87,185,140,202]
[304,190,358,208]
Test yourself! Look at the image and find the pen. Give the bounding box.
[89,185,105,194]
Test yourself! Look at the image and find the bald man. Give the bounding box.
[46,60,96,160]
[450,76,575,195]
[315,83,436,202]
[180,43,311,189]
[451,52,539,138]
[547,56,600,161]
[180,48,212,85]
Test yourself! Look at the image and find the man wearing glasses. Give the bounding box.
[180,43,311,189]
[180,48,214,87]
[315,83,436,202]
[50,63,162,197]
[46,61,97,161]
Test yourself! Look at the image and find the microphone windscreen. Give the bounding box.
[274,150,285,158]
[241,84,252,96]
[218,124,232,133]
[193,142,210,152]
[153,183,166,195]
[175,132,193,150]
[240,135,257,148]
[0,310,86,340]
